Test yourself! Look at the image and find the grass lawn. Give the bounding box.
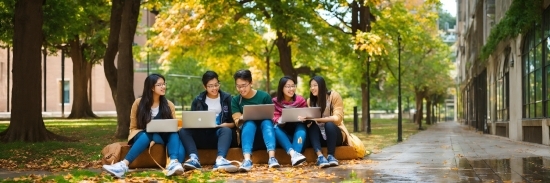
[344,118,431,155]
[0,118,430,182]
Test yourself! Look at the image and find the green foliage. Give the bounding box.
[161,56,207,107]
[438,10,456,30]
[480,0,542,60]
[0,0,15,46]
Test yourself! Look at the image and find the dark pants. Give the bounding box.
[178,127,233,158]
[308,122,343,156]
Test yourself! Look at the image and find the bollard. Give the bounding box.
[353,106,358,132]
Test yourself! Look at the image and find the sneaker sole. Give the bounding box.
[183,164,199,171]
[329,162,339,167]
[319,163,330,168]
[238,167,252,172]
[214,166,239,173]
[166,167,184,176]
[292,158,307,166]
[102,167,124,179]
[268,164,281,168]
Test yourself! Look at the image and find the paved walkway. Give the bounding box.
[1,121,549,182]
[323,121,550,182]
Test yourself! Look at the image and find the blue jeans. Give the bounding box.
[125,131,183,163]
[274,122,307,153]
[241,119,276,154]
[178,127,233,158]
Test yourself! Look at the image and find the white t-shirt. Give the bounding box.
[151,106,159,117]
[205,95,222,115]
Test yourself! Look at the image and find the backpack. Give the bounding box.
[101,142,124,165]
[346,134,366,158]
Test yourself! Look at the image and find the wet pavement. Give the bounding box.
[1,121,549,182]
[320,121,550,182]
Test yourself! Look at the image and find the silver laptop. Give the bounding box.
[146,119,179,132]
[242,104,275,121]
[281,107,321,123]
[181,111,218,128]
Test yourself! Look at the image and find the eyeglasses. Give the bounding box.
[236,83,250,90]
[284,85,296,89]
[155,83,167,87]
[207,83,221,89]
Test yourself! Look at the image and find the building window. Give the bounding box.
[522,7,550,118]
[0,62,3,80]
[496,49,509,121]
[60,80,70,104]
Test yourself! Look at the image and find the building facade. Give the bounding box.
[457,0,550,145]
[0,10,156,116]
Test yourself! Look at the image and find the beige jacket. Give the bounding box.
[128,98,176,141]
[307,90,351,145]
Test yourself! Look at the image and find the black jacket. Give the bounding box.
[191,90,234,124]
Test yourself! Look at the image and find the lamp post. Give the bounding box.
[397,34,403,142]
[61,45,66,118]
[367,56,371,134]
[6,45,10,112]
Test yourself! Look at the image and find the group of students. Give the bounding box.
[102,69,351,178]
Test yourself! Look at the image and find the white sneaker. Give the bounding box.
[166,159,184,176]
[102,161,128,178]
[290,152,307,166]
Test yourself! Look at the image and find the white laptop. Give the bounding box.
[242,104,275,121]
[146,119,179,132]
[181,111,218,128]
[281,107,321,123]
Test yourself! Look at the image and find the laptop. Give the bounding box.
[146,119,179,132]
[242,104,275,121]
[181,111,218,128]
[281,107,321,123]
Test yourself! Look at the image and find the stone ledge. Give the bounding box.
[119,144,360,169]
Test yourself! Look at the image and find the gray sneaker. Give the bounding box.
[102,161,128,178]
[290,152,307,166]
[213,158,238,173]
[166,159,184,176]
[268,157,280,168]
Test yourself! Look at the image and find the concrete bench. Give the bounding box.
[120,144,360,169]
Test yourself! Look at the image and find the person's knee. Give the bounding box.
[325,122,337,128]
[217,127,232,136]
[178,129,189,136]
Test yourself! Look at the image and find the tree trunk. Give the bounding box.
[426,98,432,125]
[103,0,123,103]
[1,0,68,142]
[414,91,424,126]
[113,0,140,139]
[67,38,97,119]
[275,31,297,80]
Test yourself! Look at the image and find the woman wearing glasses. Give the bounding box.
[272,76,307,166]
[298,75,350,168]
[103,74,184,178]
[231,69,279,172]
[178,71,238,173]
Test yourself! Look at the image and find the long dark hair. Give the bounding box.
[137,74,173,129]
[277,76,296,103]
[309,76,328,115]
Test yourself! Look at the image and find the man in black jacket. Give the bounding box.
[178,71,238,173]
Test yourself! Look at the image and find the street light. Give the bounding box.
[367,56,371,134]
[6,45,10,112]
[61,44,66,118]
[397,34,403,142]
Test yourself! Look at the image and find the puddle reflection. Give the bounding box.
[457,157,550,182]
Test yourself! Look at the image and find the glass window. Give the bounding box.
[60,81,70,104]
